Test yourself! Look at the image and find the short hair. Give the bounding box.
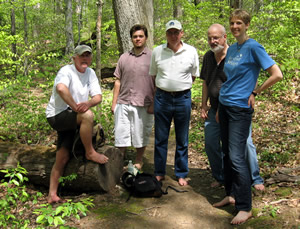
[230,9,251,25]
[130,24,148,38]
[208,24,226,36]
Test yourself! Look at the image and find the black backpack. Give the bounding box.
[122,172,187,201]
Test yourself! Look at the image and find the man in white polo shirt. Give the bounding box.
[46,45,108,203]
[149,20,199,186]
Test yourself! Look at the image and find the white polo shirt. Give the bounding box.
[149,42,199,92]
[45,64,102,118]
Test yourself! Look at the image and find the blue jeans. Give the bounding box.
[219,103,253,212]
[205,108,263,185]
[154,88,191,178]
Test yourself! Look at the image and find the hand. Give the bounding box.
[111,103,116,114]
[248,94,255,108]
[76,101,90,113]
[147,103,154,114]
[215,110,219,123]
[201,104,210,120]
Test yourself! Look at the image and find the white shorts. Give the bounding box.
[114,104,154,148]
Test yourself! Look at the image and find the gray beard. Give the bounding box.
[211,45,224,53]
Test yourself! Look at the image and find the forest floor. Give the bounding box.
[20,129,298,229]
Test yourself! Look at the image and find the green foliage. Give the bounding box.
[251,0,300,79]
[263,205,279,218]
[59,173,78,187]
[33,197,94,227]
[0,163,42,228]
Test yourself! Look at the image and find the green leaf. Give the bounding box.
[16,173,23,182]
[48,216,54,225]
[11,179,19,186]
[55,206,64,215]
[36,215,45,223]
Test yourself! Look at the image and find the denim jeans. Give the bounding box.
[205,108,263,185]
[154,88,191,178]
[219,103,253,212]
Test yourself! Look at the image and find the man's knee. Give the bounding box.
[78,110,94,123]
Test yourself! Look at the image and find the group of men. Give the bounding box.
[46,20,264,221]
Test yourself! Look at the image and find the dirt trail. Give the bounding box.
[73,130,238,229]
[70,127,299,229]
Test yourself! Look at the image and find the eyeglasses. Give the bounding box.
[207,36,224,41]
[167,30,181,36]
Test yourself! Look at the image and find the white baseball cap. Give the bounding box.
[166,20,182,31]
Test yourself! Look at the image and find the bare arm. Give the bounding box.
[56,83,78,111]
[248,64,283,107]
[111,78,121,113]
[147,75,156,114]
[254,64,283,94]
[77,94,102,113]
[201,80,210,120]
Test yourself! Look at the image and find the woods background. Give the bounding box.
[0,0,299,171]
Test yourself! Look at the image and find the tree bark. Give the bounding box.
[65,0,74,55]
[0,142,124,192]
[112,0,154,54]
[23,0,29,76]
[173,0,183,18]
[96,0,104,80]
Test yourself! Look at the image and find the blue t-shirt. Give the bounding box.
[219,38,275,108]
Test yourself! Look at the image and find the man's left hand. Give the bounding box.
[77,101,90,113]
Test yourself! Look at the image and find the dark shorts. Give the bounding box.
[47,108,78,150]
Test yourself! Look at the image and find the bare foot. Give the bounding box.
[156,176,165,181]
[210,181,221,188]
[213,196,235,207]
[86,151,108,164]
[231,211,252,225]
[178,178,188,186]
[254,183,265,191]
[47,195,67,204]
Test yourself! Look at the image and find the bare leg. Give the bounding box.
[231,211,252,225]
[156,176,165,181]
[134,147,145,170]
[178,178,188,186]
[47,147,70,204]
[118,147,127,158]
[77,111,108,164]
[213,196,235,207]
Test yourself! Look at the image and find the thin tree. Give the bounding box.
[23,0,28,76]
[65,0,74,55]
[96,0,103,79]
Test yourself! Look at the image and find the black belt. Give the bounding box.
[157,88,190,97]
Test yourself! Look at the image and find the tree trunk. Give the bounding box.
[112,0,154,54]
[0,142,124,192]
[96,0,103,80]
[76,0,83,45]
[65,0,74,55]
[23,0,29,76]
[173,0,183,18]
[10,1,17,65]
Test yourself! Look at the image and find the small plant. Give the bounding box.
[263,205,279,218]
[0,163,41,228]
[34,197,94,227]
[59,173,78,187]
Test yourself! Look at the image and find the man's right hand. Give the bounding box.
[201,104,210,120]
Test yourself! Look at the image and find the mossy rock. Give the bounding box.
[275,187,292,197]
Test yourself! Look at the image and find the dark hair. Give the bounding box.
[230,9,251,25]
[130,24,148,38]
